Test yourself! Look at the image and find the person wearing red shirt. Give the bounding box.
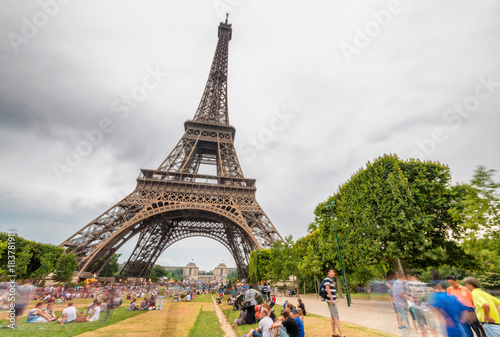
[446,275,484,337]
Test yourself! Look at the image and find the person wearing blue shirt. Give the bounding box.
[429,282,468,337]
[291,309,305,337]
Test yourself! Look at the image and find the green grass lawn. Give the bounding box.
[188,305,224,337]
[191,293,213,303]
[350,292,391,301]
[0,304,148,337]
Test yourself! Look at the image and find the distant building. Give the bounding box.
[213,262,238,283]
[161,261,236,283]
[183,262,199,282]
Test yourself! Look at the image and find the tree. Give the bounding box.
[150,265,168,282]
[53,253,78,283]
[316,155,475,275]
[99,254,120,277]
[0,233,63,281]
[227,270,238,283]
[450,166,500,285]
[249,249,271,283]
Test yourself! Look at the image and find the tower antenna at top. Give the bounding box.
[225,13,229,24]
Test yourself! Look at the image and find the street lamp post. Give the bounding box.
[257,250,261,284]
[327,201,351,307]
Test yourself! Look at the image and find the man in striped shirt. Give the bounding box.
[323,268,344,337]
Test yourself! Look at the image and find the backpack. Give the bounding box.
[318,279,328,299]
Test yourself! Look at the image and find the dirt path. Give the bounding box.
[212,295,237,337]
[276,294,446,337]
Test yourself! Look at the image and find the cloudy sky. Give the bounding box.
[1,1,499,272]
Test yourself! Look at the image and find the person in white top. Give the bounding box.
[59,302,78,324]
[244,307,274,337]
[86,302,101,321]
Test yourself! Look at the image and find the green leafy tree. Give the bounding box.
[99,254,120,277]
[53,253,78,283]
[450,166,500,286]
[150,265,168,282]
[16,244,33,280]
[0,240,7,276]
[249,249,271,283]
[316,155,475,275]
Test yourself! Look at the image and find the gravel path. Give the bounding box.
[212,295,237,337]
[275,294,446,337]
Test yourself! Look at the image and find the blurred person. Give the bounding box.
[406,273,430,335]
[447,275,484,337]
[393,272,410,337]
[14,279,36,328]
[386,270,403,329]
[156,287,165,310]
[465,277,500,337]
[429,282,468,337]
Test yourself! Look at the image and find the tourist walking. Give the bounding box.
[393,272,410,337]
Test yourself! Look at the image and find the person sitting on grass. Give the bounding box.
[270,309,299,337]
[58,302,78,325]
[262,302,276,321]
[290,309,304,337]
[297,298,306,316]
[42,301,58,321]
[86,301,101,322]
[128,298,137,311]
[85,299,98,314]
[296,308,304,325]
[243,308,273,337]
[148,295,156,310]
[233,303,249,327]
[26,302,56,323]
[140,298,149,310]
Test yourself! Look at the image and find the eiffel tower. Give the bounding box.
[61,17,283,280]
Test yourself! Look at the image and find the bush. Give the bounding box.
[476,271,500,288]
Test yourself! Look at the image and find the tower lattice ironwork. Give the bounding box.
[61,18,282,280]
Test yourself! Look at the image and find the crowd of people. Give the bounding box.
[385,271,500,337]
[229,283,306,337]
[0,278,173,328]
